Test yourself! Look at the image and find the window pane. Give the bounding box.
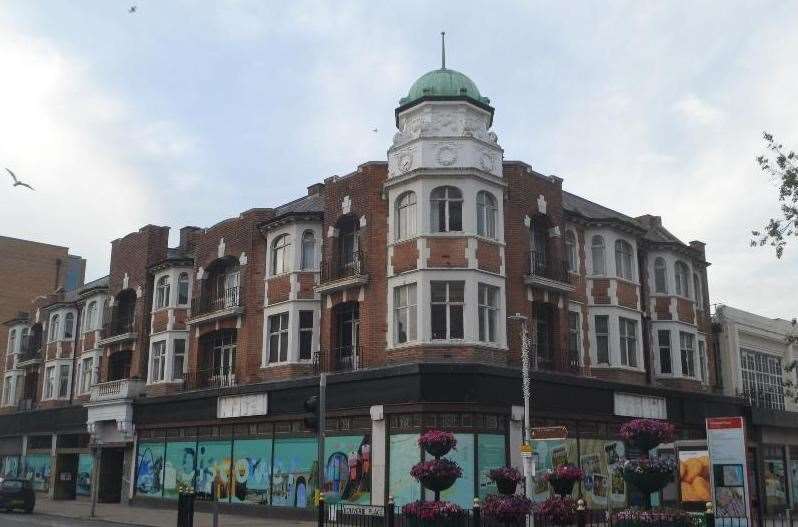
[449,200,462,231]
[299,331,313,360]
[269,334,279,363]
[449,282,464,303]
[431,282,446,302]
[431,305,446,340]
[450,305,464,339]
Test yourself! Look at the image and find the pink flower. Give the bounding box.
[402,500,463,520]
[542,464,584,482]
[488,466,524,484]
[537,496,577,526]
[619,419,676,446]
[410,459,463,481]
[482,495,533,523]
[418,430,457,454]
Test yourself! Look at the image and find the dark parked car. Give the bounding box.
[0,478,35,513]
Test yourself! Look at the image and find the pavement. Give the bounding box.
[28,496,317,527]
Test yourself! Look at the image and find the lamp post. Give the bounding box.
[509,313,535,527]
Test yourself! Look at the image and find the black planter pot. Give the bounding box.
[424,444,453,458]
[420,474,458,492]
[622,470,673,495]
[549,478,576,497]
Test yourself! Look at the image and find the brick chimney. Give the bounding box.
[180,226,204,253]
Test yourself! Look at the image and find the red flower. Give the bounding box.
[410,459,463,480]
[537,496,577,526]
[488,466,524,484]
[542,464,584,482]
[482,495,533,523]
[402,500,463,520]
[619,419,676,446]
[418,430,457,456]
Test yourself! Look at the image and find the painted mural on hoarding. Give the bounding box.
[195,441,232,500]
[1,456,19,478]
[164,442,196,499]
[434,433,475,508]
[530,439,577,502]
[477,435,506,499]
[271,437,317,508]
[136,442,165,497]
[579,439,626,509]
[323,435,371,504]
[389,434,420,507]
[23,454,51,492]
[77,454,93,497]
[232,439,272,504]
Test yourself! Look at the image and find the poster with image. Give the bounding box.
[579,439,626,509]
[530,439,577,502]
[764,456,787,510]
[163,441,197,499]
[1,456,19,478]
[790,459,798,508]
[77,454,93,496]
[195,441,232,500]
[136,442,165,497]
[389,434,420,507]
[435,433,474,508]
[324,435,371,504]
[477,435,506,499]
[271,437,317,508]
[679,450,710,503]
[23,454,51,492]
[232,439,272,504]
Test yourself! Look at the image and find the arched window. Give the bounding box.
[8,330,16,354]
[654,258,668,293]
[430,186,463,233]
[64,312,74,339]
[615,240,634,280]
[591,235,605,275]
[530,219,547,273]
[156,275,171,309]
[395,192,417,240]
[564,231,577,272]
[476,191,497,238]
[675,261,689,297]
[85,301,97,331]
[177,273,190,305]
[272,234,291,275]
[50,314,60,342]
[301,231,316,270]
[693,273,702,309]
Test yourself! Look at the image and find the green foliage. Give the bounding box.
[751,131,798,258]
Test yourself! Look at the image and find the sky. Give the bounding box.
[0,1,796,318]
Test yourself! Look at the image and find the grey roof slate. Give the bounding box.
[271,193,325,219]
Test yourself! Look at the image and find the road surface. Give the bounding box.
[0,511,142,526]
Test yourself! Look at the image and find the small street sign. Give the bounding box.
[531,426,568,440]
[520,443,532,454]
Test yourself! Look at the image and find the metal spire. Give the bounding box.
[441,31,446,69]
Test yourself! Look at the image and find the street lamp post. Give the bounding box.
[509,313,535,527]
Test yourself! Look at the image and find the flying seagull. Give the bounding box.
[6,168,34,190]
[129,6,137,13]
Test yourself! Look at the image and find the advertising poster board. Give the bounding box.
[706,417,751,523]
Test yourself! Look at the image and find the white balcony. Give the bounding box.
[89,378,146,402]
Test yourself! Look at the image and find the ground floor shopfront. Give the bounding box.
[3,364,798,519]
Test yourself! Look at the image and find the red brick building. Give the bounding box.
[0,64,771,513]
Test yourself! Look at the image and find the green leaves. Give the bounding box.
[752,131,798,258]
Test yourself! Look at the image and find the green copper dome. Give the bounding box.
[399,68,490,106]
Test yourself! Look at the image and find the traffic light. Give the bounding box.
[304,395,319,431]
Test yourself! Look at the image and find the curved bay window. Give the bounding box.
[476,191,497,239]
[430,186,462,233]
[591,235,605,275]
[63,312,74,339]
[654,257,668,293]
[177,272,190,305]
[564,230,577,273]
[674,261,689,297]
[272,234,292,275]
[156,275,171,309]
[614,240,634,280]
[301,231,316,270]
[395,191,417,241]
[49,314,60,342]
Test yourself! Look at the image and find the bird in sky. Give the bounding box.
[129,6,137,13]
[372,128,378,133]
[6,168,34,190]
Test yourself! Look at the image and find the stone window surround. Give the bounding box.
[264,221,322,279]
[151,267,193,313]
[586,306,645,373]
[260,300,320,367]
[42,358,72,401]
[650,320,705,380]
[146,331,189,384]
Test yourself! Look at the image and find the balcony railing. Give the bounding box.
[90,378,146,402]
[526,250,571,284]
[180,368,237,391]
[332,345,360,372]
[190,286,244,319]
[17,335,42,364]
[102,316,136,339]
[321,250,366,283]
[16,399,37,412]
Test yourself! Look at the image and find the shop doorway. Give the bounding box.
[98,448,125,503]
[53,454,78,500]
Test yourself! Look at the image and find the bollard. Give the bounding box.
[212,484,219,527]
[387,496,395,527]
[177,492,195,527]
[318,495,325,527]
[576,498,586,527]
[473,497,481,527]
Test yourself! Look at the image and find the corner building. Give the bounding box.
[0,63,770,513]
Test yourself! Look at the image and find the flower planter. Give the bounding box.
[623,470,673,495]
[495,478,518,496]
[419,431,457,459]
[548,478,575,497]
[482,494,533,524]
[420,474,459,492]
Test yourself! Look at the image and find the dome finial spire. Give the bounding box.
[440,31,446,69]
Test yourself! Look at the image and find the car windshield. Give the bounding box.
[1,480,22,491]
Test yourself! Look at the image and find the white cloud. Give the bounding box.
[673,94,723,127]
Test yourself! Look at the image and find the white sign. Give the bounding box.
[217,393,268,419]
[706,417,751,523]
[614,392,667,419]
